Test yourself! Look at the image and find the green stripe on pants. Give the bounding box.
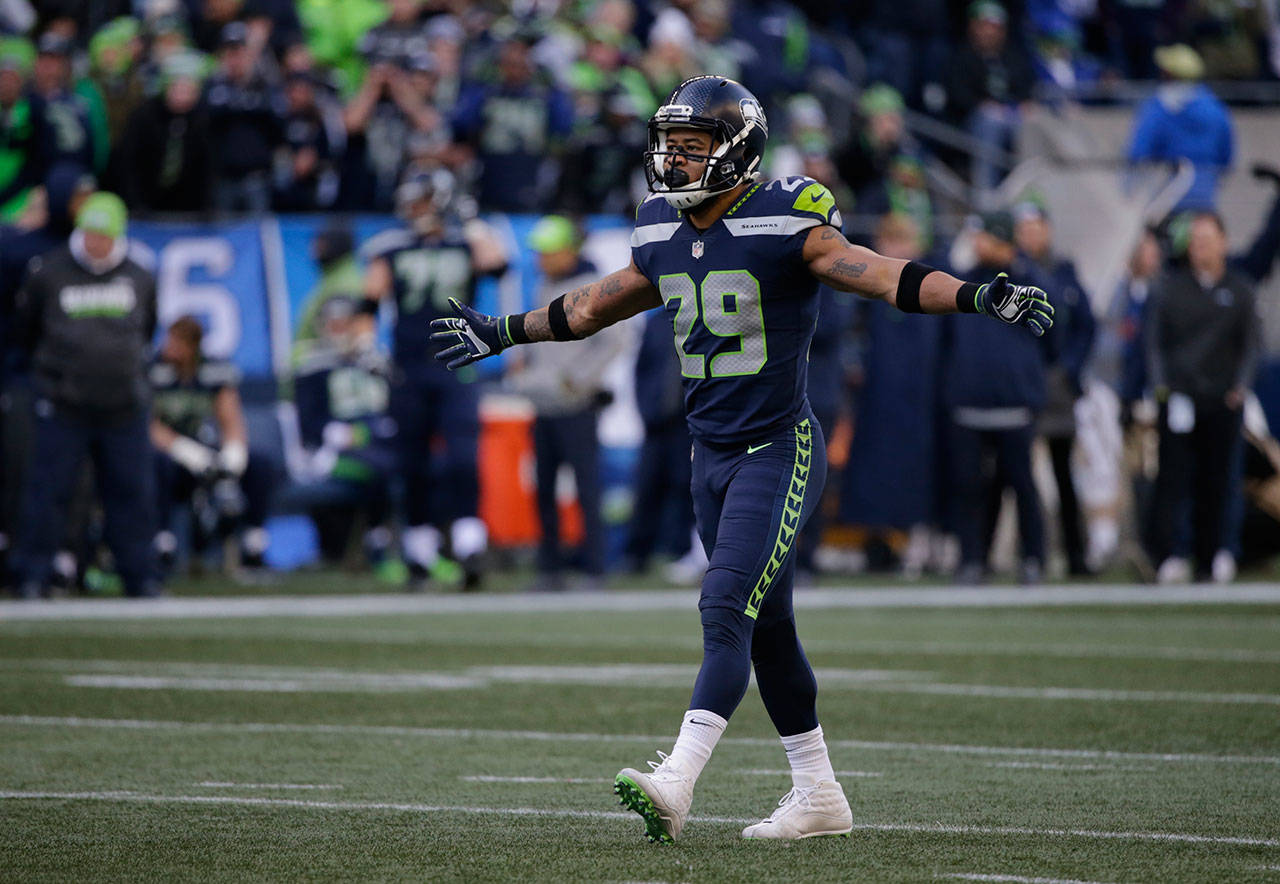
[744,418,812,619]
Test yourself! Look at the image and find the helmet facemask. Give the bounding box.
[645,117,762,211]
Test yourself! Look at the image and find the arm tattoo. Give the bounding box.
[819,227,842,241]
[830,258,868,280]
[523,309,551,341]
[524,273,631,342]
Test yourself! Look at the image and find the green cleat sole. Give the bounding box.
[613,774,674,844]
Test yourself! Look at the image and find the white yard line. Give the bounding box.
[0,790,1276,848]
[985,762,1148,772]
[852,681,1280,706]
[2,584,1280,621]
[460,776,610,784]
[197,782,343,790]
[63,673,482,693]
[43,660,1280,705]
[940,875,1116,884]
[1,715,1276,766]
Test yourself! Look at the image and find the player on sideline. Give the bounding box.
[431,76,1053,843]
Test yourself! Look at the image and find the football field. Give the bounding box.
[1,585,1278,882]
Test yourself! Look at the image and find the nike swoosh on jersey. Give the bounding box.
[746,442,773,454]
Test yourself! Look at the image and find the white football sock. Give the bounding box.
[450,517,487,559]
[781,725,836,788]
[665,709,727,780]
[403,525,441,568]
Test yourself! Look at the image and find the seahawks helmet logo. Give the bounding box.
[739,98,767,135]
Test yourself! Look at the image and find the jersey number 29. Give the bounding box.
[659,271,767,379]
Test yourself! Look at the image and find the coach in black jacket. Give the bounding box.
[10,192,160,598]
[1146,211,1260,582]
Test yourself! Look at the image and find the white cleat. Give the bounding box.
[613,752,694,843]
[741,781,853,840]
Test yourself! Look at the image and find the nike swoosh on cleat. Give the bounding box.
[746,443,773,454]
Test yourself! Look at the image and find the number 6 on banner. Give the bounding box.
[156,237,242,358]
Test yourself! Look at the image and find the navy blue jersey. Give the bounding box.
[630,176,841,445]
[363,228,476,367]
[150,358,241,444]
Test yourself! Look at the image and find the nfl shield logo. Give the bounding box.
[692,240,704,259]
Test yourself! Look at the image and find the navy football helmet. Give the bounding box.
[644,75,768,210]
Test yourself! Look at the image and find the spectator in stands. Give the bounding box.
[944,1,1033,199]
[205,21,283,214]
[342,51,441,211]
[0,38,47,225]
[1184,0,1271,80]
[10,192,160,598]
[558,86,646,217]
[837,85,933,241]
[1108,0,1172,79]
[1127,45,1232,211]
[274,69,344,211]
[688,0,756,85]
[358,0,429,67]
[1015,198,1097,575]
[841,213,944,577]
[640,11,700,103]
[149,316,272,572]
[1146,212,1259,584]
[452,33,573,213]
[625,307,696,577]
[113,49,213,214]
[295,0,387,93]
[189,0,247,54]
[1028,15,1104,104]
[87,17,146,147]
[943,210,1050,584]
[863,0,950,110]
[506,217,620,590]
[32,32,103,176]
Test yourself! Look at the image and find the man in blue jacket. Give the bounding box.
[1127,45,1233,211]
[944,211,1052,583]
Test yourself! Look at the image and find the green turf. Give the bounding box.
[1,598,1278,882]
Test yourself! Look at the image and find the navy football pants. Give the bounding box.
[392,368,479,528]
[14,404,157,595]
[688,411,828,737]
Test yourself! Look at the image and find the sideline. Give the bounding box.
[3,584,1280,621]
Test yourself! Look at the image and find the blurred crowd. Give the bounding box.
[0,0,1277,226]
[2,0,1280,597]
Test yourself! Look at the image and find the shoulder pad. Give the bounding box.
[149,362,178,386]
[634,193,676,225]
[761,176,841,228]
[360,228,417,262]
[199,360,242,389]
[631,196,681,248]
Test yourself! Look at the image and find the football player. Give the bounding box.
[363,168,506,588]
[432,77,1052,841]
